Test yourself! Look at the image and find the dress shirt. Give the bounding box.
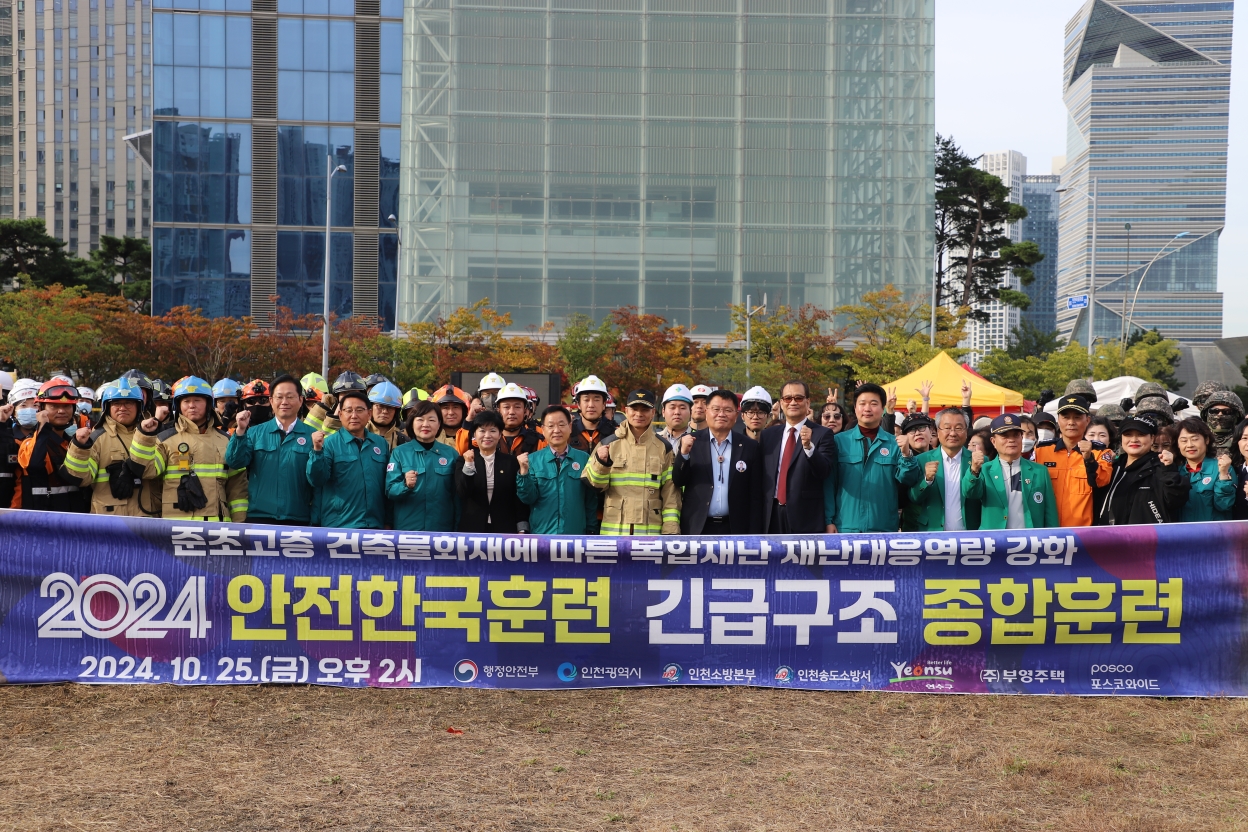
[1002,456,1025,529]
[941,447,964,531]
[775,421,814,499]
[463,451,498,522]
[708,432,732,517]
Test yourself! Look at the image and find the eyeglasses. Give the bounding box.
[741,407,769,415]
[938,425,967,434]
[1209,408,1234,416]
[781,395,807,403]
[708,407,736,415]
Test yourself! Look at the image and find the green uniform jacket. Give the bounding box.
[907,447,977,532]
[827,427,921,533]
[516,447,598,535]
[385,440,459,531]
[225,418,316,524]
[1179,457,1236,523]
[307,429,389,529]
[963,456,1058,530]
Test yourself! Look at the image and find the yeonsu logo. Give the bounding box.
[889,661,953,683]
[38,573,211,640]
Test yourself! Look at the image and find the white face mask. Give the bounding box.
[15,406,38,427]
[1037,428,1055,443]
[1022,438,1036,453]
[76,401,93,415]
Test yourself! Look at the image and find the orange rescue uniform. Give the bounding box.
[1032,439,1115,527]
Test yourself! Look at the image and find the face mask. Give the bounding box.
[1037,428,1055,443]
[247,404,273,424]
[16,407,38,427]
[1022,438,1036,453]
[76,401,93,415]
[219,401,240,420]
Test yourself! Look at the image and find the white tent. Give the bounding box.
[1042,376,1199,418]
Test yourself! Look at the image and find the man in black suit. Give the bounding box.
[672,389,764,535]
[761,380,837,534]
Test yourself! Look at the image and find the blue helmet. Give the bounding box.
[172,376,214,403]
[368,381,403,409]
[213,378,242,400]
[100,378,146,406]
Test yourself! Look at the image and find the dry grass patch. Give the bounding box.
[0,685,1246,831]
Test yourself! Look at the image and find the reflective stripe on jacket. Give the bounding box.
[582,424,680,535]
[131,414,249,521]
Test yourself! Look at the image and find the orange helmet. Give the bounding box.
[432,384,471,415]
[36,379,80,404]
[241,379,270,402]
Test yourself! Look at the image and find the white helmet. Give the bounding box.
[77,386,97,402]
[741,386,773,408]
[690,384,715,400]
[478,372,507,393]
[495,382,528,404]
[8,379,40,405]
[662,383,693,405]
[0,370,15,393]
[575,375,609,398]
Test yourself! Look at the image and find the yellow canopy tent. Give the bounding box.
[884,352,1025,413]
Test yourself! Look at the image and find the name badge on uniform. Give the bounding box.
[1033,492,1044,504]
[373,446,382,455]
[1203,476,1213,485]
[880,447,890,457]
[572,461,581,471]
[297,436,307,445]
[438,457,448,466]
[736,460,747,472]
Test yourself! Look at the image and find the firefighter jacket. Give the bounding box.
[368,419,408,451]
[130,415,249,522]
[63,416,161,516]
[499,426,546,457]
[569,416,608,454]
[17,422,87,513]
[438,426,472,455]
[582,423,680,535]
[1032,439,1115,527]
[0,419,23,508]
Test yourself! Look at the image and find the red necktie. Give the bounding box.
[778,426,798,505]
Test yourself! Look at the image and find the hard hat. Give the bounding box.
[100,378,146,406]
[332,371,367,395]
[662,383,693,405]
[368,381,403,409]
[212,378,243,400]
[241,379,271,401]
[478,372,507,393]
[364,372,391,391]
[576,375,609,398]
[432,384,470,413]
[522,386,539,406]
[604,394,616,408]
[171,376,214,404]
[76,386,97,402]
[741,386,774,408]
[36,379,80,404]
[495,382,528,403]
[690,384,715,400]
[301,373,329,396]
[401,387,431,416]
[8,379,40,405]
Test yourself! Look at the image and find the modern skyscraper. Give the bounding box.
[151,0,401,325]
[963,149,1026,365]
[4,0,152,256]
[1058,0,1231,346]
[398,0,935,337]
[1020,173,1060,335]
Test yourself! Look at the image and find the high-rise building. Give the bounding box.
[1020,173,1061,335]
[4,0,152,256]
[151,0,402,325]
[963,149,1025,364]
[398,0,935,337]
[1058,0,1231,346]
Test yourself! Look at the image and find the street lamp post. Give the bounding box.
[322,156,348,380]
[1124,231,1190,350]
[1056,178,1098,357]
[1119,222,1131,345]
[744,294,767,385]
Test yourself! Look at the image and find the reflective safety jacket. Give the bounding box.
[302,400,341,434]
[131,415,249,522]
[499,427,546,457]
[517,446,597,535]
[368,419,408,451]
[1032,439,1115,527]
[307,428,389,529]
[17,423,87,513]
[63,417,162,516]
[385,440,459,531]
[583,424,680,535]
[224,418,316,524]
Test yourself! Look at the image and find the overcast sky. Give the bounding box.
[935,0,1247,338]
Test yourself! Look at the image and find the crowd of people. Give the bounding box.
[2,365,1245,535]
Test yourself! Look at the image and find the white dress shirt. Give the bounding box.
[941,447,964,531]
[774,421,814,499]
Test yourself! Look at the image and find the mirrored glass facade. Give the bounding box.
[399,0,935,337]
[1059,0,1231,345]
[153,0,401,326]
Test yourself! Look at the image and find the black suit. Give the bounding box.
[672,429,765,535]
[760,418,837,534]
[454,451,525,533]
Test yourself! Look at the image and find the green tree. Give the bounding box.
[1004,319,1065,360]
[0,218,88,290]
[84,236,153,312]
[836,285,967,384]
[555,313,620,385]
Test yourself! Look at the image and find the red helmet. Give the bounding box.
[605,394,616,408]
[242,379,271,402]
[522,386,539,407]
[36,379,80,404]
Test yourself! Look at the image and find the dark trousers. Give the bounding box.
[768,500,793,534]
[700,516,729,535]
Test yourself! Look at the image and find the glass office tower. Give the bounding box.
[1058,0,1231,345]
[1020,174,1060,335]
[399,0,935,337]
[151,0,401,325]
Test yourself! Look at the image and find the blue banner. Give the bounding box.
[1,509,1243,696]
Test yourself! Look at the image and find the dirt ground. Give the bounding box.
[0,685,1245,831]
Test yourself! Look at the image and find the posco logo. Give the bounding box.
[1091,664,1133,674]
